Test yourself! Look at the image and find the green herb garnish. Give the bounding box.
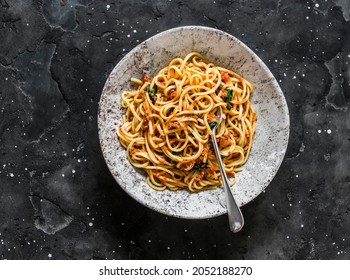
[192,164,201,170]
[146,84,157,95]
[226,103,232,110]
[220,154,226,159]
[173,151,183,157]
[209,122,218,129]
[225,89,233,102]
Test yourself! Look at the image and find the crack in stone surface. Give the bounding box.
[9,41,71,141]
[42,0,92,31]
[334,0,350,21]
[29,194,73,235]
[325,52,349,111]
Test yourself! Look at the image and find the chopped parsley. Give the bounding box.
[225,89,233,102]
[209,121,218,129]
[192,164,201,170]
[146,84,157,95]
[192,163,209,171]
[173,151,183,157]
[226,103,232,110]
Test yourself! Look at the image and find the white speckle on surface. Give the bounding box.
[301,224,304,228]
[287,236,289,239]
[89,222,93,227]
[106,4,110,9]
[48,253,52,258]
[293,76,296,79]
[127,34,130,37]
[318,129,321,133]
[133,29,137,33]
[5,77,8,80]
[80,79,83,82]
[72,170,76,174]
[296,174,298,178]
[62,174,65,177]
[272,203,275,207]
[306,16,309,20]
[9,173,14,177]
[326,129,332,134]
[315,3,319,8]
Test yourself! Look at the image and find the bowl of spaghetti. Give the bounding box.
[98,26,289,219]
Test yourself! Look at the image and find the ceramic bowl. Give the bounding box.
[98,26,289,219]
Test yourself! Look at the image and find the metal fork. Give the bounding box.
[210,106,244,233]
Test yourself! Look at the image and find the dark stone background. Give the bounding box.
[0,0,349,260]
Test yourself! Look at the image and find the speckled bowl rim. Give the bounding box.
[98,26,290,219]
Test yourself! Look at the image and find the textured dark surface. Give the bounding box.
[0,0,349,260]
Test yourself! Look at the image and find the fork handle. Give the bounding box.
[211,132,244,233]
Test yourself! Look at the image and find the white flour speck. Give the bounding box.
[327,129,332,134]
[89,222,93,227]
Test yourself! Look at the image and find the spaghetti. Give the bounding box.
[117,52,256,192]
